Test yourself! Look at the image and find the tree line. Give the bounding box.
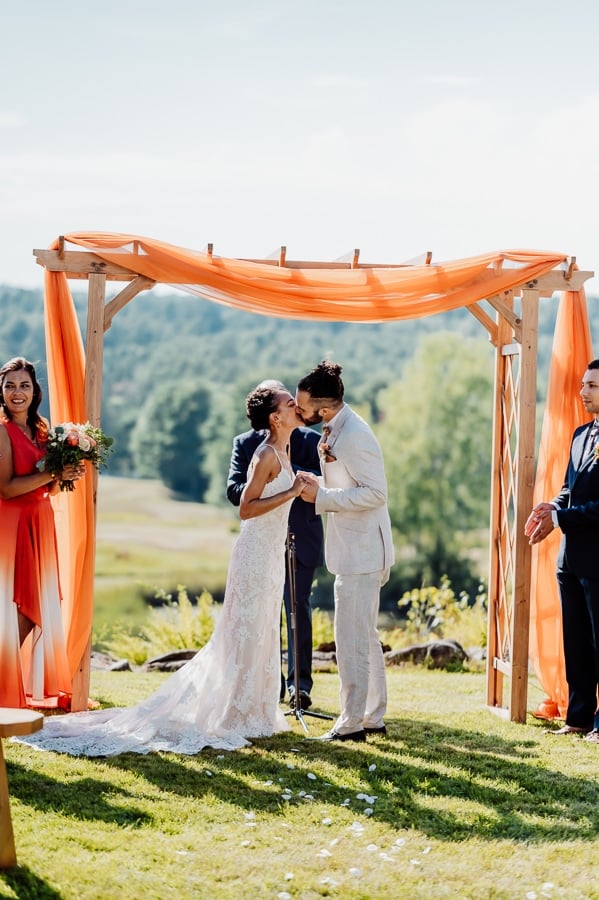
[0,283,588,606]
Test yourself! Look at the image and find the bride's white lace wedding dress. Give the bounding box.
[18,457,293,756]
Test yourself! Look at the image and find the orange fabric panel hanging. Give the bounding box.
[528,288,594,719]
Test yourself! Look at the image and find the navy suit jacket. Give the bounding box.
[226,426,324,569]
[553,421,599,578]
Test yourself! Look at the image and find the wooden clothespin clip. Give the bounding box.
[425,251,432,265]
[207,243,213,262]
[352,248,360,269]
[57,235,65,259]
[279,245,287,267]
[565,256,576,281]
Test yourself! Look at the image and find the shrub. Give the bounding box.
[381,576,488,650]
[101,586,216,665]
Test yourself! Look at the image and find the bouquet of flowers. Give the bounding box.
[37,422,114,491]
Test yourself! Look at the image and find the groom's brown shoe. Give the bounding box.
[313,729,366,742]
[364,725,387,736]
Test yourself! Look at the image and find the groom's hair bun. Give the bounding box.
[298,360,344,402]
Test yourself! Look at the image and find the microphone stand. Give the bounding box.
[284,531,333,734]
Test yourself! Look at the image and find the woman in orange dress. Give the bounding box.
[0,357,84,708]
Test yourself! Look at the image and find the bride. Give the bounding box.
[19,386,308,756]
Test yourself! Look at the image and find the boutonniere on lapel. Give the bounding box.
[319,426,336,463]
[318,441,337,463]
[593,444,599,463]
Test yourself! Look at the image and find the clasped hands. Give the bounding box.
[524,502,555,545]
[291,470,320,503]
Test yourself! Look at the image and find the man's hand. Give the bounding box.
[524,502,555,545]
[299,471,319,503]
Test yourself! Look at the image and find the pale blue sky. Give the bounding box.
[2,0,599,292]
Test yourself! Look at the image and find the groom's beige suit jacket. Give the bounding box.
[314,404,394,577]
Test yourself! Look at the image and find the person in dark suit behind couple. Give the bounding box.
[525,358,599,742]
[226,379,324,710]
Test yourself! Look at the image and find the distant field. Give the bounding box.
[93,476,237,637]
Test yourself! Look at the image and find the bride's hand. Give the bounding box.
[291,472,307,497]
[297,472,318,503]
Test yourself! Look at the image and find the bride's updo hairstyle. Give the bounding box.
[246,387,280,431]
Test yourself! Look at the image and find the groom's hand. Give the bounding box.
[299,471,319,502]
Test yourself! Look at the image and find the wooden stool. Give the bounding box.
[0,708,44,868]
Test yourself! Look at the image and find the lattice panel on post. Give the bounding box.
[494,349,520,670]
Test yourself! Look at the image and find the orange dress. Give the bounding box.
[0,420,71,708]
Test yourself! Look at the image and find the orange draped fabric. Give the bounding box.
[42,232,591,710]
[43,265,96,681]
[64,232,570,322]
[528,288,594,719]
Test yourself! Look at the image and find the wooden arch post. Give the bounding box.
[480,270,592,721]
[33,244,592,719]
[34,246,155,709]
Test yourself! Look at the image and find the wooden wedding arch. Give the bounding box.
[34,234,594,719]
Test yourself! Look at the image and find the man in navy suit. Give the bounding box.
[226,381,324,709]
[526,359,599,741]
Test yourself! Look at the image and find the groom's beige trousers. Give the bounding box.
[333,570,387,734]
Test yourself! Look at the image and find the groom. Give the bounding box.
[296,361,395,742]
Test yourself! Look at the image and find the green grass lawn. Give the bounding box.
[93,477,237,637]
[3,668,599,900]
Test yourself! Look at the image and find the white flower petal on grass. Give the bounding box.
[240,840,251,847]
[341,799,351,806]
[175,850,189,856]
[245,822,257,828]
[204,770,212,777]
[243,812,255,820]
[394,838,406,847]
[422,846,431,854]
[317,849,332,858]
[264,780,273,786]
[349,822,365,833]
[322,817,333,825]
[368,763,377,772]
[410,859,422,866]
[307,772,317,780]
[278,893,291,900]
[364,808,374,816]
[281,794,292,801]
[286,763,295,769]
[541,886,554,893]
[329,838,339,847]
[303,794,315,801]
[284,873,294,881]
[366,844,378,852]
[356,793,367,800]
[216,755,225,760]
[525,894,537,900]
[349,868,362,877]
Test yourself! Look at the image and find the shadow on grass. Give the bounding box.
[300,717,599,841]
[8,716,599,844]
[7,762,152,827]
[0,865,63,899]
